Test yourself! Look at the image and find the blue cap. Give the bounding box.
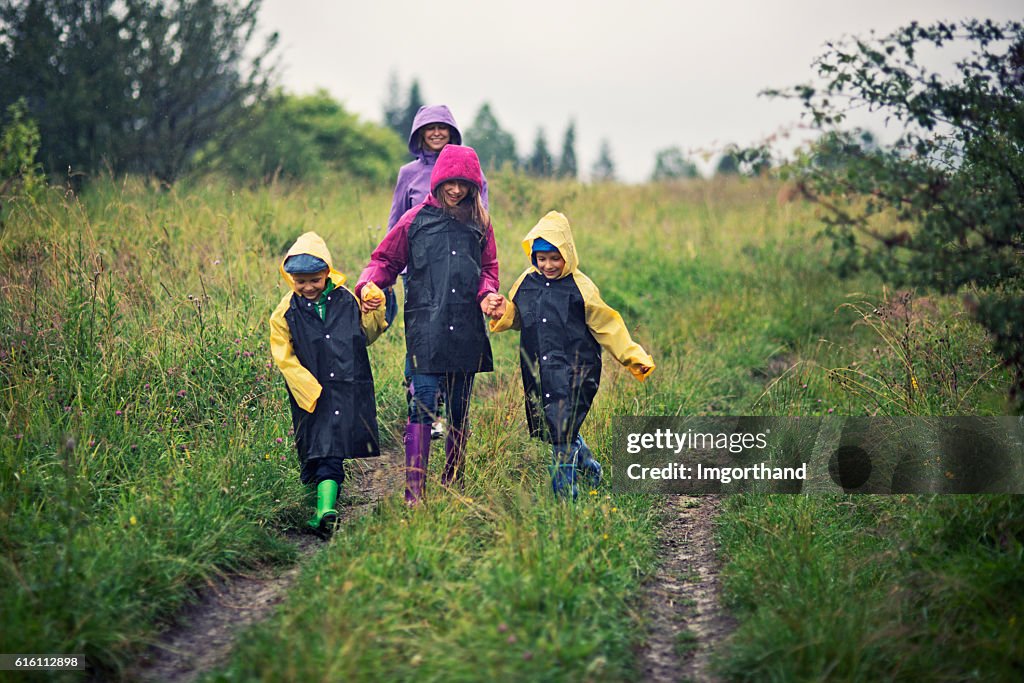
[283,253,329,274]
[532,238,559,253]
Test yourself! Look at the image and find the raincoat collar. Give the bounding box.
[279,231,347,291]
[521,211,580,280]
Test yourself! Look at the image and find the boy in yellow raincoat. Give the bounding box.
[490,211,654,498]
[269,232,387,537]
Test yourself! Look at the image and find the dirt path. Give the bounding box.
[639,495,736,683]
[127,448,403,683]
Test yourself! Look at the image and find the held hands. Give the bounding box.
[480,293,505,320]
[360,283,385,313]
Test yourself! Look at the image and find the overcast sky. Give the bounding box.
[258,0,1021,183]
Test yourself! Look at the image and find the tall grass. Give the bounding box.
[1,172,1017,681]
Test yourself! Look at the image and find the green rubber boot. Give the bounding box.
[306,479,339,539]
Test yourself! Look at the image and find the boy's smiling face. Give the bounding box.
[292,269,329,300]
[534,251,565,279]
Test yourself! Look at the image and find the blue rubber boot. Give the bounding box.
[550,445,578,500]
[573,435,602,488]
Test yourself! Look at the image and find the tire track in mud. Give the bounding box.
[128,447,403,683]
[639,495,736,683]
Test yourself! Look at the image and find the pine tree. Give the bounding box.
[557,120,577,179]
[591,139,616,182]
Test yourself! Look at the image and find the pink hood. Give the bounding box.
[430,145,484,193]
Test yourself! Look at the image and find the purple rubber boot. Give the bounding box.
[404,421,432,505]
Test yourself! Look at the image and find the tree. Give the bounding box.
[464,102,517,171]
[0,0,278,185]
[400,79,425,142]
[715,151,740,176]
[0,99,45,213]
[382,71,405,136]
[557,120,578,178]
[652,146,699,181]
[525,127,553,177]
[214,90,406,185]
[591,139,616,182]
[715,144,772,177]
[767,19,1024,407]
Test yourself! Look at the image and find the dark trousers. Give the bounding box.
[301,456,345,485]
[409,372,474,434]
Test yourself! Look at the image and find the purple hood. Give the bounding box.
[408,105,463,157]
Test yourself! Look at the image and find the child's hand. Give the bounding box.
[489,297,508,320]
[480,293,503,318]
[629,364,655,382]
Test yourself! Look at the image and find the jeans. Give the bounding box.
[408,372,474,435]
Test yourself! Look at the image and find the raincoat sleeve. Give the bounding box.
[576,275,656,382]
[358,282,388,343]
[269,294,323,412]
[476,222,500,303]
[489,270,530,333]
[387,165,413,230]
[356,206,420,296]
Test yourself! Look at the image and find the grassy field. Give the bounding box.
[1,173,1021,681]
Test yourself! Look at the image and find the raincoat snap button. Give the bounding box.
[325,334,330,339]
[449,326,454,331]
[334,410,339,415]
[330,372,335,378]
[542,318,547,323]
[451,250,457,255]
[545,393,550,398]
[542,356,547,361]
[451,288,456,293]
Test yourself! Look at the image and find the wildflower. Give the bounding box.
[115,410,123,416]
[827,408,834,414]
[14,433,23,440]
[611,507,618,513]
[144,383,151,390]
[588,489,598,496]
[243,351,253,358]
[131,444,138,451]
[911,375,920,393]
[265,453,270,460]
[129,515,138,526]
[177,389,187,398]
[497,623,508,633]
[603,533,609,540]
[522,652,533,661]
[64,406,72,412]
[214,259,221,265]
[506,634,517,645]
[276,437,283,444]
[89,439,96,447]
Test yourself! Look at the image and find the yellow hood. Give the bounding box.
[279,231,347,290]
[521,211,579,279]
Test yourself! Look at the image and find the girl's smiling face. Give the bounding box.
[534,251,565,278]
[439,180,470,207]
